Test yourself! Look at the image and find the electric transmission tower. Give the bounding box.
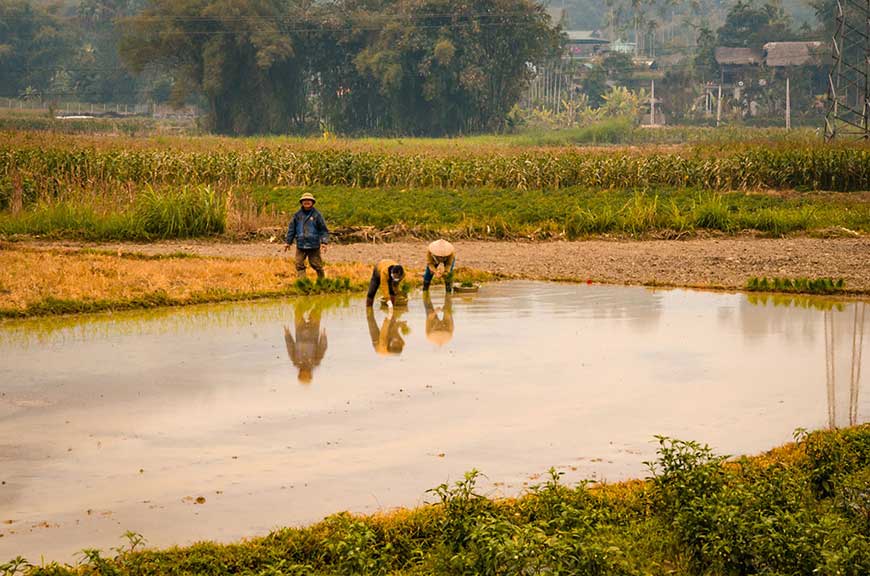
[825,0,870,140]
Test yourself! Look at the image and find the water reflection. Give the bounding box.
[423,292,454,346]
[2,281,869,563]
[824,302,865,428]
[283,298,329,384]
[740,294,866,429]
[0,295,353,348]
[366,307,409,356]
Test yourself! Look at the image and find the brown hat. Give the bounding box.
[299,192,316,204]
[428,239,454,258]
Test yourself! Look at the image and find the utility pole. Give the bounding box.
[650,79,655,125]
[786,76,791,130]
[826,0,870,139]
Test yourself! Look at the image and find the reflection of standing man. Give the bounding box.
[284,300,328,384]
[423,291,454,346]
[366,307,408,356]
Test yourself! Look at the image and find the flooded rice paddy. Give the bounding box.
[0,281,867,562]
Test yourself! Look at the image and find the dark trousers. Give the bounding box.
[423,261,455,292]
[295,247,324,279]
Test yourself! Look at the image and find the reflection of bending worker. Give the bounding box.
[365,259,406,308]
[284,301,328,384]
[366,307,408,355]
[423,291,454,346]
[423,239,455,293]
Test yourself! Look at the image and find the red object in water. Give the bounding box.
[586,279,593,285]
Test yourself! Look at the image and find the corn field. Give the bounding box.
[2,145,870,194]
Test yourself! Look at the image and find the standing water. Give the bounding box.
[0,281,867,562]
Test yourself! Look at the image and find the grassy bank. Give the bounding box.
[0,186,229,241]
[0,248,491,318]
[3,425,868,575]
[1,187,866,242]
[256,187,870,239]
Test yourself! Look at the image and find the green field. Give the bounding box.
[1,128,868,241]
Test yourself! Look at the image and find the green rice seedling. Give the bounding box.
[746,276,847,294]
[293,277,355,295]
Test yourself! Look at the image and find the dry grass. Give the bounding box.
[0,247,372,313]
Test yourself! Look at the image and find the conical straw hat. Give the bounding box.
[428,239,454,258]
[427,330,453,346]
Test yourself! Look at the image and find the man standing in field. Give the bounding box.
[285,192,329,280]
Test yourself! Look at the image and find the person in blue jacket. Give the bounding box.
[285,192,329,280]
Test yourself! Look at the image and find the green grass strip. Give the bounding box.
[746,276,848,295]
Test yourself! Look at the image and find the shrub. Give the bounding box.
[134,185,226,238]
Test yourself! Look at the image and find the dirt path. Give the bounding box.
[15,237,870,293]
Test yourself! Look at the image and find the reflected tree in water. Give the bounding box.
[366,307,409,356]
[423,292,454,347]
[284,298,329,384]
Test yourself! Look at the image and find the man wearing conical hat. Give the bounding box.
[423,239,456,293]
[285,192,329,280]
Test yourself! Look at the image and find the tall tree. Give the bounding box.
[716,0,795,48]
[345,0,561,134]
[0,0,72,99]
[121,0,312,134]
[74,0,147,103]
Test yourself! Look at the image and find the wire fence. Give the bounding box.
[0,98,200,119]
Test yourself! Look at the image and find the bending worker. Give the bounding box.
[423,239,456,293]
[365,259,406,308]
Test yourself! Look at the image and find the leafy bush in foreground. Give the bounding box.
[4,425,868,575]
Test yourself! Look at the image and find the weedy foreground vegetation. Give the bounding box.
[1,130,868,241]
[3,425,868,576]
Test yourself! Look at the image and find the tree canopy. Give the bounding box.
[119,0,562,135]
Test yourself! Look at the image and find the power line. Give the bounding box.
[0,8,547,24]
